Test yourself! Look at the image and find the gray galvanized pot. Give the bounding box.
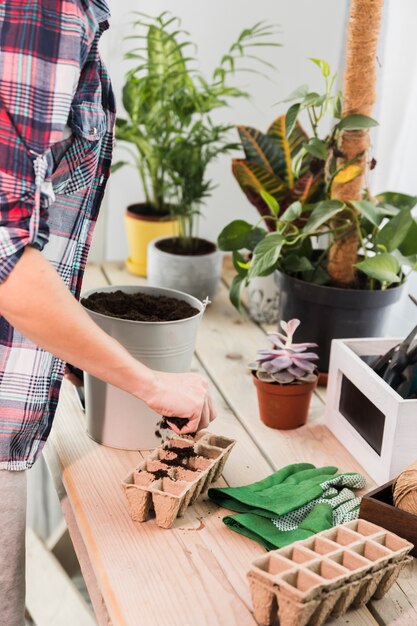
[81,285,205,450]
[147,237,222,301]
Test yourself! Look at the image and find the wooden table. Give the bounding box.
[43,260,417,626]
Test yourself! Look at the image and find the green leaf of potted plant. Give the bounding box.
[115,13,197,276]
[219,57,417,372]
[250,319,318,429]
[140,14,282,301]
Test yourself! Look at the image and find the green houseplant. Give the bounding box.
[219,55,417,372]
[250,319,319,429]
[114,11,280,298]
[114,12,278,288]
[226,91,328,323]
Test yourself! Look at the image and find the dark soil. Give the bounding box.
[157,445,197,468]
[81,291,199,322]
[127,202,173,219]
[156,237,216,257]
[149,469,169,480]
[170,446,197,461]
[155,416,197,439]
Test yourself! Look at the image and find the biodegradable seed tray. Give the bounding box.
[122,432,235,528]
[247,519,413,626]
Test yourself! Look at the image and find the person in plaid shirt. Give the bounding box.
[0,2,215,623]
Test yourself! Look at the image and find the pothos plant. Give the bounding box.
[218,59,417,310]
[114,12,281,250]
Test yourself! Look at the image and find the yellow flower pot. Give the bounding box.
[124,204,178,277]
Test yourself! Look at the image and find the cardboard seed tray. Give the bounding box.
[122,432,235,528]
[248,519,413,626]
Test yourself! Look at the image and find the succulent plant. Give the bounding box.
[249,319,319,384]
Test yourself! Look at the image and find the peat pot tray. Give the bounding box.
[122,432,235,528]
[248,519,413,626]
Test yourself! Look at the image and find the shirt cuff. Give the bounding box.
[0,199,49,283]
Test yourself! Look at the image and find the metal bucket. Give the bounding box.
[81,285,205,450]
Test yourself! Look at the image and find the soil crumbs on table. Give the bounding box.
[82,290,199,322]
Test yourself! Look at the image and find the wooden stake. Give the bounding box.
[328,0,384,286]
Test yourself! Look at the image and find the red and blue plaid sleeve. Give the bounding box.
[0,0,99,282]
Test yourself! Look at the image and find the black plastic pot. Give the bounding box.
[275,269,404,372]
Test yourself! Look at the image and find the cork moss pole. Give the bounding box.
[328,0,385,286]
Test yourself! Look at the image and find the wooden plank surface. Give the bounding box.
[98,262,380,626]
[102,262,373,480]
[43,260,416,626]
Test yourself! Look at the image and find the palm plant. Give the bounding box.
[114,12,281,249]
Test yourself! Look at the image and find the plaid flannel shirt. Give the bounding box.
[0,0,115,469]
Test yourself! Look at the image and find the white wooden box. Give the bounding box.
[325,338,417,484]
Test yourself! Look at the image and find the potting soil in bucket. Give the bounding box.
[81,286,205,450]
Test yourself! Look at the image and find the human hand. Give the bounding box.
[141,371,216,434]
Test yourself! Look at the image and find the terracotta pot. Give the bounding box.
[252,374,317,430]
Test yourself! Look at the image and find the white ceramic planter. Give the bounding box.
[246,275,279,324]
[147,237,223,301]
[81,285,205,450]
[325,337,417,483]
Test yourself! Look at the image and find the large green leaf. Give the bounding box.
[356,253,401,284]
[285,103,301,138]
[351,200,382,227]
[337,114,378,131]
[280,201,302,222]
[232,159,288,204]
[249,232,284,277]
[399,219,417,256]
[232,250,250,276]
[376,210,413,252]
[237,126,282,175]
[304,138,328,161]
[266,116,309,186]
[229,274,245,312]
[303,200,345,234]
[217,220,266,251]
[376,191,417,212]
[122,82,141,123]
[282,254,313,273]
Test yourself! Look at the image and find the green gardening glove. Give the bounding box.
[223,504,334,550]
[208,463,341,518]
[208,463,366,550]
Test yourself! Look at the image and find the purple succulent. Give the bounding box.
[249,319,319,384]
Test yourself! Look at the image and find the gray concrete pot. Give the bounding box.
[81,285,205,450]
[147,236,222,301]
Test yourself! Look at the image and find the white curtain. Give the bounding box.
[372,0,417,332]
[373,0,417,194]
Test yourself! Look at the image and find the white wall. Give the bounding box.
[98,0,348,260]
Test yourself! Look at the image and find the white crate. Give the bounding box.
[325,338,417,484]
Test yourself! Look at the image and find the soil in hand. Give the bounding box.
[82,291,199,322]
[156,416,197,439]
